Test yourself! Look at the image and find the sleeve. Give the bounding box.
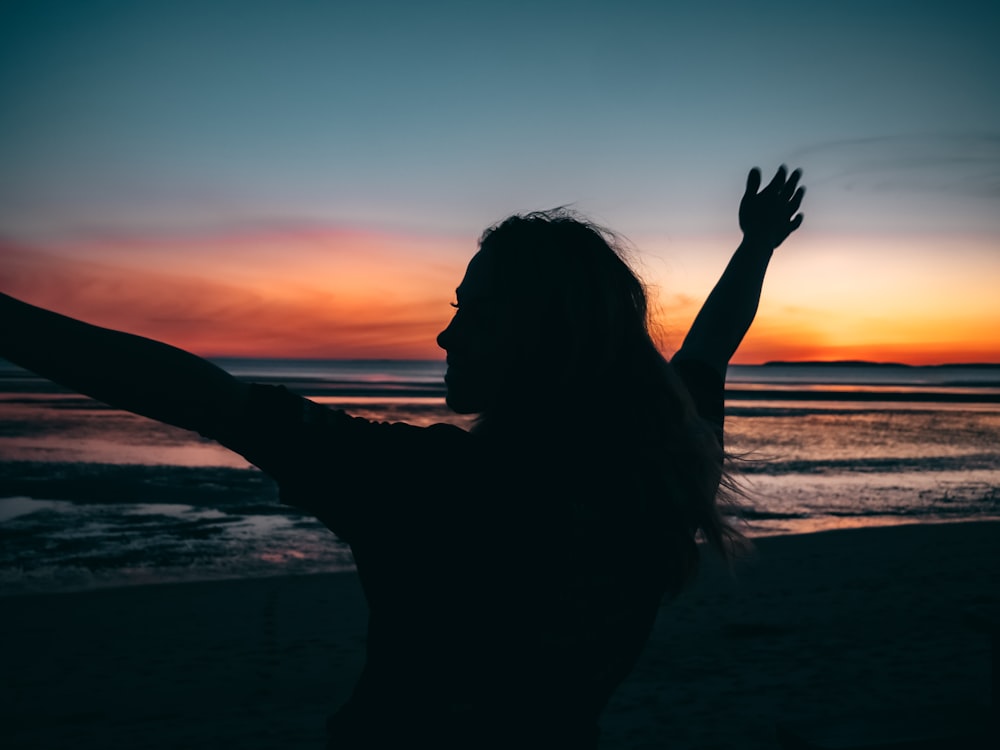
[203,383,466,541]
[670,357,725,445]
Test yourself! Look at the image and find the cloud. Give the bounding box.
[788,132,1000,198]
[0,239,449,358]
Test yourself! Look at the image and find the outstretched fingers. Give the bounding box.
[751,164,801,200]
[739,164,806,247]
[788,185,805,215]
[763,164,788,194]
[781,168,803,199]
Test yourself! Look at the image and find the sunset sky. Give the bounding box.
[1,0,998,364]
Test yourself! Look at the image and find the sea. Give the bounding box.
[2,358,999,596]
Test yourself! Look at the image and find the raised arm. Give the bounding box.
[675,165,805,377]
[0,293,249,434]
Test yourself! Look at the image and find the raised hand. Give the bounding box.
[739,165,805,250]
[676,165,806,375]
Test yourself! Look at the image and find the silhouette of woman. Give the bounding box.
[1,166,804,748]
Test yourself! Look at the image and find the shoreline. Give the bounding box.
[2,520,996,749]
[2,485,998,597]
[4,454,997,599]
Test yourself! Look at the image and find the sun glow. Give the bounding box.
[3,228,997,364]
[647,232,1000,364]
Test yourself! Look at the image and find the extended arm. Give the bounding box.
[675,166,804,377]
[0,293,248,434]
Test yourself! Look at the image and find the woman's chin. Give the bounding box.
[444,377,485,414]
[445,390,481,414]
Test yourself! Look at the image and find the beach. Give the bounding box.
[2,360,998,747]
[2,520,996,749]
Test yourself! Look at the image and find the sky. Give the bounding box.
[1,0,998,364]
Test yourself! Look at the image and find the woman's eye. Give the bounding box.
[450,302,460,310]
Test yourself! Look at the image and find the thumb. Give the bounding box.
[744,167,761,197]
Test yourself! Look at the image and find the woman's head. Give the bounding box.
[436,209,657,418]
[436,208,748,588]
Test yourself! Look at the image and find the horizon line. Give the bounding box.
[3,357,1000,369]
[202,357,1000,368]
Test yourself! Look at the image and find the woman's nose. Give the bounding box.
[436,319,454,351]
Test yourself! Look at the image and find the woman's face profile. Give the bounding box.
[436,249,503,414]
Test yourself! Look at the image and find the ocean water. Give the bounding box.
[2,359,999,596]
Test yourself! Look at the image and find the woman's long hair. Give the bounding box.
[473,208,748,587]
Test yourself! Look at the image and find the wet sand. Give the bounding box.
[1,521,996,749]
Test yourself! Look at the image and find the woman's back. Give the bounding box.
[206,354,723,748]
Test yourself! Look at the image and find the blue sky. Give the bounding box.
[1,0,998,362]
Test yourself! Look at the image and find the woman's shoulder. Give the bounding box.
[670,355,724,389]
[213,383,476,485]
[668,355,725,436]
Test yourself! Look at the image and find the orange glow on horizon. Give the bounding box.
[2,228,998,365]
[647,231,1000,365]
